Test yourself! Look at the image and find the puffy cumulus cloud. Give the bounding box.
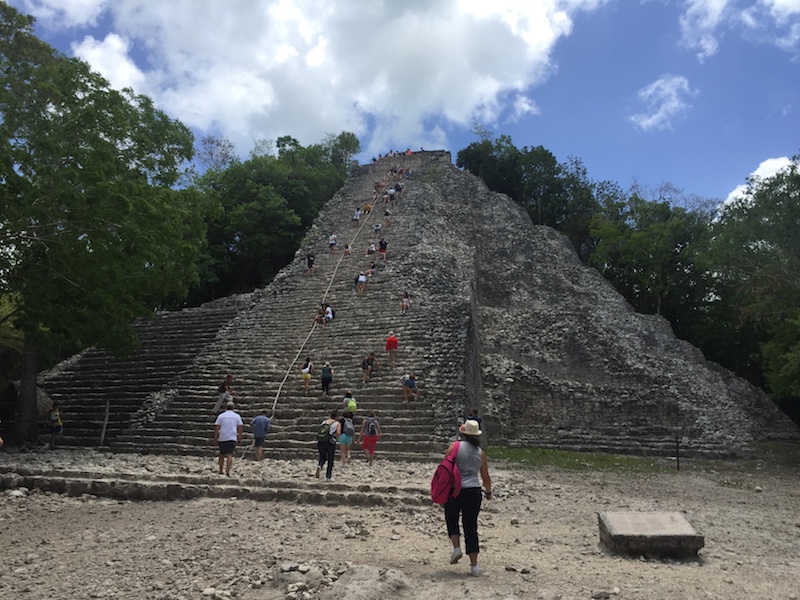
[71,34,148,94]
[725,155,793,203]
[678,0,731,61]
[628,75,698,132]
[15,0,608,158]
[14,0,108,28]
[763,0,800,20]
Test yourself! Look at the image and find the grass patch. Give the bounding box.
[749,441,800,469]
[485,446,668,474]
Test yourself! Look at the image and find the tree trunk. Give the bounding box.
[11,337,39,445]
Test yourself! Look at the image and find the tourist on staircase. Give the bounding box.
[385,331,399,368]
[213,401,243,477]
[356,272,367,296]
[315,410,341,481]
[249,411,271,462]
[305,251,316,276]
[320,362,334,398]
[299,357,314,396]
[341,391,357,416]
[338,411,355,465]
[213,373,235,413]
[48,402,64,447]
[357,411,381,466]
[400,291,412,315]
[402,373,420,401]
[361,352,380,383]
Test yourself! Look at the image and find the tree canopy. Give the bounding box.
[188,132,358,303]
[0,2,210,442]
[704,155,800,399]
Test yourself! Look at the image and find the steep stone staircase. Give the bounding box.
[41,152,468,462]
[40,150,796,460]
[38,299,246,446]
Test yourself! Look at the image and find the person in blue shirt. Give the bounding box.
[250,411,271,462]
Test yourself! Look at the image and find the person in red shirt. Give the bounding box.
[385,331,399,368]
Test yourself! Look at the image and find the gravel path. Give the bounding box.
[1,448,798,600]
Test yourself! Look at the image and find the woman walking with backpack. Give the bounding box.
[315,410,341,481]
[357,411,381,465]
[443,419,492,577]
[338,411,356,465]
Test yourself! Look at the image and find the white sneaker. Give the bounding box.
[449,547,462,564]
[470,565,480,577]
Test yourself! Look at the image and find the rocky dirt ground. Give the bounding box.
[1,446,798,600]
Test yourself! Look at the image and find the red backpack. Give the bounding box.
[430,441,461,504]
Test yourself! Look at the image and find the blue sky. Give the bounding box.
[9,0,800,202]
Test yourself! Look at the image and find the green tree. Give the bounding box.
[457,136,601,261]
[191,133,353,302]
[323,131,361,177]
[588,184,713,339]
[705,154,800,400]
[0,3,208,443]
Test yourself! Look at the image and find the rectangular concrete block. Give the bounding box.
[598,511,704,557]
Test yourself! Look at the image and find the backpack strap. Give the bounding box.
[447,441,460,462]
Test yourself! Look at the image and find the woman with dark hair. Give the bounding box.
[300,357,314,396]
[316,410,341,481]
[443,419,492,577]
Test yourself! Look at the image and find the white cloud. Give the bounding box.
[71,34,148,93]
[629,75,698,132]
[762,0,800,21]
[725,156,793,203]
[510,95,541,122]
[11,0,610,158]
[15,0,108,28]
[678,0,731,61]
[739,0,800,53]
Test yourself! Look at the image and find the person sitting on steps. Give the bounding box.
[361,352,380,383]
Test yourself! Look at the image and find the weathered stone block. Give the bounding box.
[598,511,704,557]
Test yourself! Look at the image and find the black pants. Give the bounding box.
[317,440,336,478]
[321,377,332,395]
[444,487,482,555]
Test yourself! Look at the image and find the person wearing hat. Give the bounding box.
[443,419,492,577]
[213,401,243,476]
[385,331,399,368]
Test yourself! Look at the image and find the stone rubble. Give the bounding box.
[1,448,799,599]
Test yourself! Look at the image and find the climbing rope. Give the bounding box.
[268,168,402,420]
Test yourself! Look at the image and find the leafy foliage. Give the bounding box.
[456,137,601,262]
[589,184,714,339]
[704,155,800,399]
[189,132,358,303]
[0,3,209,441]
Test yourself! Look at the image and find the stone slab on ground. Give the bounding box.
[598,511,705,557]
